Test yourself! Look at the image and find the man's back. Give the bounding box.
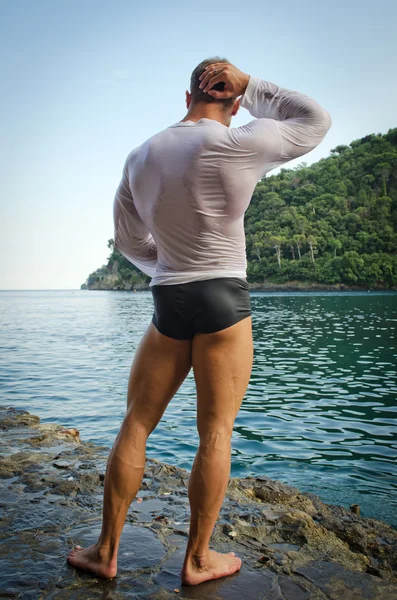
[125,118,264,285]
[113,75,332,286]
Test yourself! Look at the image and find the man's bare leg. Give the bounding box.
[67,323,192,578]
[181,315,254,585]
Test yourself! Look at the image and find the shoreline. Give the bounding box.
[84,279,397,292]
[1,405,397,598]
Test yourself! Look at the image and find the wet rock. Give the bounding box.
[67,522,165,571]
[0,457,23,478]
[253,477,300,503]
[223,523,235,535]
[59,428,81,442]
[166,533,187,547]
[231,475,300,504]
[50,479,80,496]
[278,575,310,600]
[77,472,102,492]
[313,505,397,574]
[0,406,40,429]
[366,564,393,579]
[1,404,397,600]
[268,542,301,553]
[53,460,75,469]
[262,507,286,522]
[154,546,304,600]
[278,510,317,544]
[295,560,397,599]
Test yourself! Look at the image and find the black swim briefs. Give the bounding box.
[151,277,252,340]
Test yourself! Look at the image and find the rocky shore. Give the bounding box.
[83,278,394,292]
[1,405,396,599]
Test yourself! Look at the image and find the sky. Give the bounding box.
[1,0,396,290]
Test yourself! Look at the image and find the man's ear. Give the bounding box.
[185,90,192,109]
[231,98,240,117]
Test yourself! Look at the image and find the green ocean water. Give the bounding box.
[1,289,396,527]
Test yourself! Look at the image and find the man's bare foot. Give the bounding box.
[66,544,117,579]
[181,549,242,586]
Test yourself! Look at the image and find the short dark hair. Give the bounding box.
[190,56,236,110]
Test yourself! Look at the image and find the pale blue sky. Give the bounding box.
[1,0,396,289]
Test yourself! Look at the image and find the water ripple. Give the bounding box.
[0,289,396,528]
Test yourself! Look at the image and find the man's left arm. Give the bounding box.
[113,162,158,278]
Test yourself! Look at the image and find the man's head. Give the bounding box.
[185,57,240,126]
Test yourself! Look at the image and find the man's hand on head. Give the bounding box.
[199,63,250,99]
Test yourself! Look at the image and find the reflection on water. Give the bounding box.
[0,289,396,527]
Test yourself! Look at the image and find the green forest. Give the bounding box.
[83,127,397,290]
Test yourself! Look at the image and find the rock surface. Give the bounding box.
[1,405,396,599]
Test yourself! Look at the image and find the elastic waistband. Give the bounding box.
[150,271,247,287]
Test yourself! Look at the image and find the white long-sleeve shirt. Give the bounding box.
[113,75,331,286]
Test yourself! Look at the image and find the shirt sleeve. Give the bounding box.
[113,161,158,278]
[230,76,332,178]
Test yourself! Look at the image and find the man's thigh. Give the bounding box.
[126,322,192,432]
[192,315,254,437]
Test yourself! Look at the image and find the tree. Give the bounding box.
[307,235,318,264]
[292,234,306,260]
[267,235,287,269]
[328,237,343,258]
[252,231,267,260]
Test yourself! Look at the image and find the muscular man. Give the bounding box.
[67,57,331,585]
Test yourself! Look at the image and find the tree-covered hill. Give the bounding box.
[82,128,397,291]
[245,127,397,288]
